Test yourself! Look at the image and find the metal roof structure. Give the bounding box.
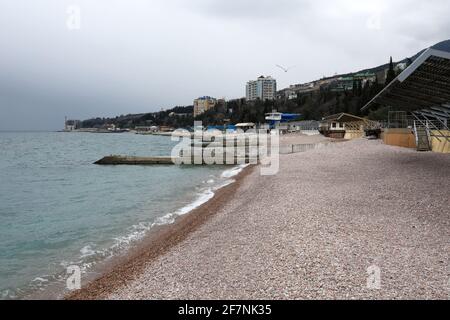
[361,40,450,148]
[321,113,367,123]
[361,40,450,118]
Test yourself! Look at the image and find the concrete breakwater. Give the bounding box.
[94,153,260,165]
[95,137,271,165]
[94,156,176,165]
[94,141,338,165]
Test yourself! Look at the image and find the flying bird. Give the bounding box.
[276,64,296,73]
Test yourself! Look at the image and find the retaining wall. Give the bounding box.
[383,128,416,149]
[430,130,450,153]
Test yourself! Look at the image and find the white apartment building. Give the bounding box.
[246,76,277,101]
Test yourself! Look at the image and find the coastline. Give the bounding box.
[66,164,256,300]
[66,137,448,300]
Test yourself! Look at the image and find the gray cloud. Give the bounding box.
[0,0,449,130]
[180,0,311,19]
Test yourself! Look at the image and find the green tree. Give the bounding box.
[385,56,396,85]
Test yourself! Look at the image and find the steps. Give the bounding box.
[414,125,431,151]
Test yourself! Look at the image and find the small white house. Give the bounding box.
[235,123,256,131]
[319,113,369,138]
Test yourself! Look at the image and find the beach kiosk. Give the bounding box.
[235,123,256,131]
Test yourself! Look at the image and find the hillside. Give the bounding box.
[198,52,423,125]
[338,50,423,78]
[81,106,194,129]
[81,49,425,129]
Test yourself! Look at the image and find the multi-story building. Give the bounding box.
[193,96,217,117]
[64,118,80,131]
[329,73,377,92]
[246,76,277,101]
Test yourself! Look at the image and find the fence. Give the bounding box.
[279,142,333,154]
[388,111,448,130]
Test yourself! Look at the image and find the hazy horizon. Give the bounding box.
[1,0,449,130]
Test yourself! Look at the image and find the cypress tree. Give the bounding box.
[385,56,396,85]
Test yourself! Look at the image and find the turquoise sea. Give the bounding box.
[0,132,242,299]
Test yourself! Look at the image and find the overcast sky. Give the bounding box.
[0,0,449,130]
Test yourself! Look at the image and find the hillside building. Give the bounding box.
[193,96,217,117]
[246,76,277,101]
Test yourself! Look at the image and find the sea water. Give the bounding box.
[0,132,244,299]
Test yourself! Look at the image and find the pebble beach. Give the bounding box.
[70,137,449,300]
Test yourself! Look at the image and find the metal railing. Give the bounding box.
[411,113,450,143]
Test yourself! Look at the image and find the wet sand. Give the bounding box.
[67,165,255,300]
[69,138,449,300]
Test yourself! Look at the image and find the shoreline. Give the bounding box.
[66,164,256,300]
[94,139,448,300]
